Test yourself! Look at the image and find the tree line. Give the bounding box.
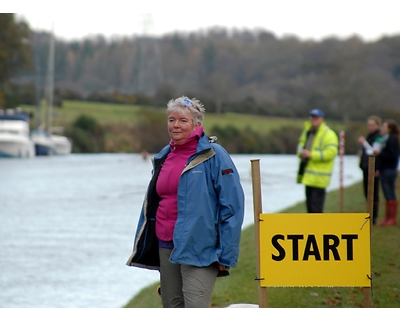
[27,28,400,121]
[1,13,399,122]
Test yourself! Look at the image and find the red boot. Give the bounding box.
[377,201,391,226]
[385,200,397,226]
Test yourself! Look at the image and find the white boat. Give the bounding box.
[0,110,36,158]
[30,127,72,156]
[50,134,72,155]
[30,128,57,156]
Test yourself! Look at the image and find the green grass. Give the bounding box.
[124,179,400,308]
[21,99,348,134]
[21,100,147,127]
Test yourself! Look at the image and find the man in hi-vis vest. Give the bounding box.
[297,109,338,213]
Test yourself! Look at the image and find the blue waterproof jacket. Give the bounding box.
[126,132,245,272]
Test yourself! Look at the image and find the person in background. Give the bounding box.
[297,109,339,213]
[126,96,245,308]
[357,115,382,225]
[376,119,400,226]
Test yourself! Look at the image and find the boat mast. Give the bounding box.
[34,31,41,129]
[45,24,55,135]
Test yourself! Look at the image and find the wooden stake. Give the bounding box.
[366,157,375,228]
[363,156,374,308]
[250,159,268,308]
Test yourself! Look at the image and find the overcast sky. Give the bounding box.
[8,0,400,42]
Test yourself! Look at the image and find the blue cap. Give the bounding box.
[309,109,324,117]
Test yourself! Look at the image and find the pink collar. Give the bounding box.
[169,126,204,150]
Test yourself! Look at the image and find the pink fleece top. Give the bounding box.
[155,126,204,241]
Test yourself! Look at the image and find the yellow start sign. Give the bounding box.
[259,213,371,287]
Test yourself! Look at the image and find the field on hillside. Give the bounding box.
[20,100,365,154]
[21,100,349,134]
[22,100,146,127]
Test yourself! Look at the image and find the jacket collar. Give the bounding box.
[169,126,203,150]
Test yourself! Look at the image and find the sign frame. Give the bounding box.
[259,212,371,288]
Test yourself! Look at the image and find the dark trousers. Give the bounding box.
[362,169,380,224]
[380,168,397,200]
[305,186,326,213]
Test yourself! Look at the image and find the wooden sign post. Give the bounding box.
[250,159,268,308]
[363,156,375,307]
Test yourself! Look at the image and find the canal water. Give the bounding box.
[0,153,362,307]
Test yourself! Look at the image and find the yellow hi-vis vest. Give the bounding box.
[297,121,338,188]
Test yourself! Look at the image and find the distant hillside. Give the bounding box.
[13,27,400,122]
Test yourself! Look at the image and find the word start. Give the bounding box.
[271,234,358,261]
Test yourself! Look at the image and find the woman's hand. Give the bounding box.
[358,136,366,144]
[218,264,230,271]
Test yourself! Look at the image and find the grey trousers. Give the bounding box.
[159,247,219,308]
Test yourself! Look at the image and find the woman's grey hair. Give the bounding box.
[167,96,205,125]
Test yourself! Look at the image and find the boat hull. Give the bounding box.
[0,139,35,158]
[30,130,72,156]
[0,116,36,158]
[51,135,72,155]
[31,129,56,156]
[34,143,56,156]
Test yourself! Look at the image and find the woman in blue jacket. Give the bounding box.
[126,96,245,308]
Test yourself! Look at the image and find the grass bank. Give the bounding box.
[21,100,349,135]
[124,178,400,308]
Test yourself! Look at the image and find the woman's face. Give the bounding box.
[367,119,379,133]
[381,122,389,135]
[168,111,199,144]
